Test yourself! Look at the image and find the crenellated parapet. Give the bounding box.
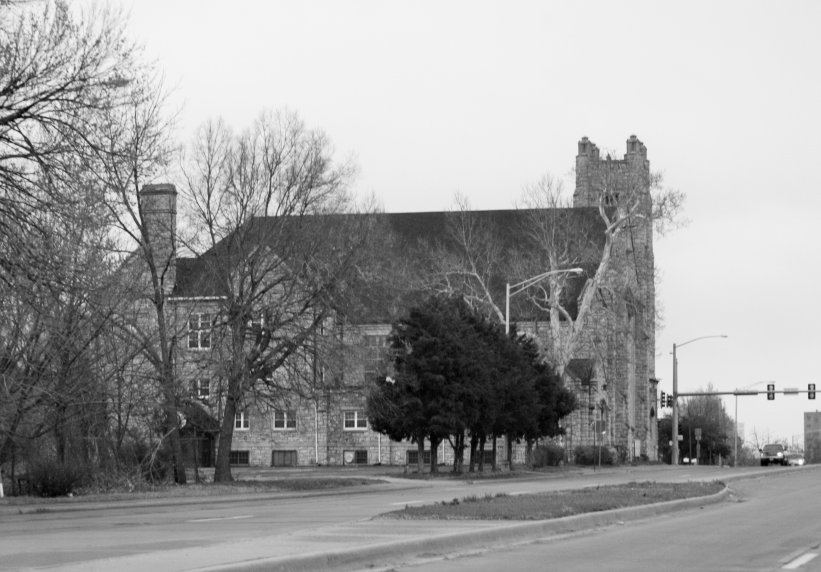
[574,135,650,212]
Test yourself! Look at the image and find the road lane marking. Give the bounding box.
[187,515,254,523]
[391,500,425,506]
[783,552,818,570]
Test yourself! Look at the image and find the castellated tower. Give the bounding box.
[138,183,177,293]
[572,135,656,461]
[573,135,653,314]
[574,134,650,213]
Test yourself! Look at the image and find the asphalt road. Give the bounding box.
[0,464,813,571]
[373,468,821,572]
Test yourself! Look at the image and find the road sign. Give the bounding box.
[677,434,683,441]
[784,387,799,395]
[695,428,702,441]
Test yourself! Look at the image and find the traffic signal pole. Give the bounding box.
[675,386,816,468]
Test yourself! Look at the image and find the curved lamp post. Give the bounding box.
[505,268,584,335]
[672,334,728,465]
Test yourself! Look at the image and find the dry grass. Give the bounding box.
[0,477,384,506]
[383,480,725,520]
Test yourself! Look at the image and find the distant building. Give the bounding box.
[805,412,821,463]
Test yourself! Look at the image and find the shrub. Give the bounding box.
[573,445,614,466]
[27,460,88,497]
[77,465,147,495]
[532,444,566,467]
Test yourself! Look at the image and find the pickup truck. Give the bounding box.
[760,443,786,466]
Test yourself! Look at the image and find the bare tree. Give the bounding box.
[0,0,139,282]
[0,0,200,485]
[181,110,371,482]
[438,163,683,376]
[0,193,123,478]
[428,193,513,322]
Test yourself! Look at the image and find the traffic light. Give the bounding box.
[767,383,775,400]
[666,394,673,407]
[810,383,816,400]
[660,391,666,406]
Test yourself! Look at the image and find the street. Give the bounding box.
[0,465,814,571]
[375,468,821,572]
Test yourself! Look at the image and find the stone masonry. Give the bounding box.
[136,136,659,468]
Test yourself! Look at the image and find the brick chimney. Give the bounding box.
[139,183,177,293]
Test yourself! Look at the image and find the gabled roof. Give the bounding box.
[172,207,607,323]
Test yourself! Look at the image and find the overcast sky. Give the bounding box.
[113,0,821,447]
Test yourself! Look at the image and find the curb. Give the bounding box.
[199,485,731,572]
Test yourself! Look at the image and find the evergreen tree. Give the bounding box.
[368,295,577,473]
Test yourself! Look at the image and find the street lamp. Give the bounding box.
[672,334,728,466]
[505,268,585,334]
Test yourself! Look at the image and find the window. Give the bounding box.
[192,379,210,400]
[271,450,297,466]
[406,450,432,465]
[481,449,494,465]
[234,410,250,430]
[343,449,368,464]
[363,335,387,381]
[343,410,367,430]
[188,313,212,349]
[229,450,249,466]
[273,409,296,430]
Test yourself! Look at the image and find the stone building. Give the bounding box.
[137,135,658,468]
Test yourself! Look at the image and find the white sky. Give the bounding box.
[113,0,821,448]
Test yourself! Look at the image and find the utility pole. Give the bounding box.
[671,335,727,466]
[672,343,679,465]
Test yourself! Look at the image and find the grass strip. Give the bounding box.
[383,480,725,520]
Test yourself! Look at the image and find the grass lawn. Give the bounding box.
[383,480,725,520]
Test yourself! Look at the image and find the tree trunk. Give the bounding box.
[214,390,238,482]
[416,438,424,474]
[491,435,498,471]
[147,251,187,485]
[452,431,465,473]
[430,436,439,474]
[468,433,478,472]
[478,435,486,472]
[506,435,514,470]
[158,360,186,484]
